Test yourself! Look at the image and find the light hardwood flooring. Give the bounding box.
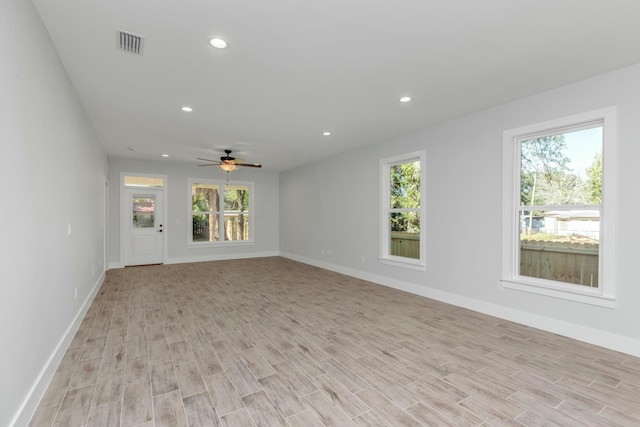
[29,257,640,426]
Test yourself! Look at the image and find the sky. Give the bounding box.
[563,126,602,178]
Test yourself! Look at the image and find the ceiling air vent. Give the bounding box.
[117,30,144,55]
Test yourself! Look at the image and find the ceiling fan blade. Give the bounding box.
[197,152,261,168]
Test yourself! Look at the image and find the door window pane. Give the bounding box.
[132,196,155,228]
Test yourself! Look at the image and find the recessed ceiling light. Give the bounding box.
[400,96,412,103]
[181,106,193,112]
[161,154,169,158]
[322,131,331,136]
[209,37,228,49]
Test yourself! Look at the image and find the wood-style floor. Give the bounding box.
[29,257,640,426]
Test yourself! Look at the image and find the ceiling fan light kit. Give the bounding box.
[219,162,237,172]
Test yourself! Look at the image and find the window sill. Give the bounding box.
[379,257,425,271]
[500,278,615,308]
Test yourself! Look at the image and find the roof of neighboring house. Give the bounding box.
[544,210,599,219]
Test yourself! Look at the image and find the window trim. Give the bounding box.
[501,107,617,307]
[379,150,426,270]
[188,178,255,246]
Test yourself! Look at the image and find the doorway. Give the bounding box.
[120,175,166,266]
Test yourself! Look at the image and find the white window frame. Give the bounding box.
[379,150,426,270]
[501,107,617,307]
[188,178,255,246]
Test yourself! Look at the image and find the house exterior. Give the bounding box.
[543,210,600,240]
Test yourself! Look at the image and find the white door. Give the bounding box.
[125,188,164,266]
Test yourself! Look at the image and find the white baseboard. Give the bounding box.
[107,251,279,270]
[279,252,640,358]
[164,251,279,265]
[13,271,106,427]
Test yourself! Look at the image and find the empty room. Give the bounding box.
[3,0,640,426]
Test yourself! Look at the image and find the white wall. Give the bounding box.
[107,157,279,267]
[0,1,107,425]
[280,63,640,356]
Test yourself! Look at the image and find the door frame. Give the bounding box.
[120,173,167,266]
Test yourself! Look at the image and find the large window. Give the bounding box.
[502,108,617,306]
[190,180,253,244]
[380,151,426,270]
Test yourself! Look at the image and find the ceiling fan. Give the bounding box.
[197,149,262,172]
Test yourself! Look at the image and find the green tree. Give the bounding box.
[520,135,571,206]
[390,161,420,233]
[223,187,249,240]
[520,135,571,235]
[192,188,219,241]
[192,192,209,212]
[586,152,602,204]
[536,172,589,205]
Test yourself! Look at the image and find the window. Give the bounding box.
[502,107,617,307]
[380,150,426,270]
[132,196,155,228]
[190,180,253,244]
[124,175,164,187]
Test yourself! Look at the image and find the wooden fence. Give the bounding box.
[520,240,598,287]
[391,232,420,259]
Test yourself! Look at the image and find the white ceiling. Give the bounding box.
[33,0,640,171]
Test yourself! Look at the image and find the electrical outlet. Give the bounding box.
[67,224,72,236]
[74,288,77,300]
[327,249,331,256]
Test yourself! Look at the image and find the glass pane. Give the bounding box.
[520,126,602,206]
[390,161,420,209]
[132,196,155,228]
[223,185,249,241]
[224,186,249,211]
[192,213,219,242]
[519,209,599,287]
[390,212,420,259]
[125,176,164,187]
[224,213,249,241]
[192,184,219,213]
